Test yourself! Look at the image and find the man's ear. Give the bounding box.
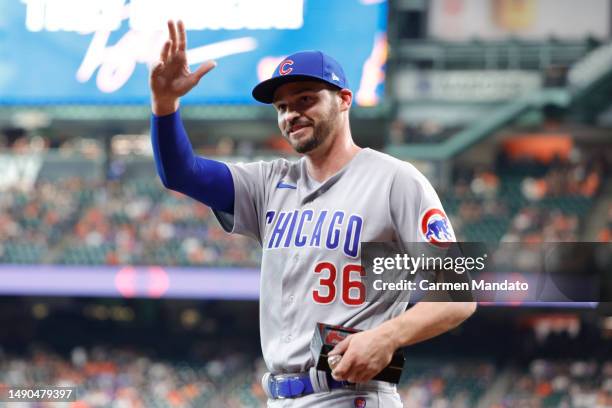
[337,88,353,112]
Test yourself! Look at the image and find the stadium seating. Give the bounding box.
[501,359,612,408]
[442,151,601,243]
[0,145,604,267]
[0,346,491,407]
[2,345,608,407]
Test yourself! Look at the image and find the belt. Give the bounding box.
[263,370,349,399]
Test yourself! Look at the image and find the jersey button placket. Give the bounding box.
[286,253,300,346]
[288,255,298,304]
[281,251,297,355]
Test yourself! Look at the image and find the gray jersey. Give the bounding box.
[214,148,455,374]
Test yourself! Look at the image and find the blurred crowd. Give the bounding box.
[0,128,104,158]
[519,153,604,201]
[502,207,579,243]
[398,360,496,408]
[500,360,612,408]
[0,345,259,408]
[445,148,607,244]
[0,177,260,266]
[0,127,294,159]
[389,119,464,144]
[0,345,499,408]
[1,345,610,407]
[0,142,609,265]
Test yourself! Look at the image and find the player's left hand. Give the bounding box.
[328,327,397,383]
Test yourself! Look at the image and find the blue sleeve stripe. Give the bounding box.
[151,110,235,214]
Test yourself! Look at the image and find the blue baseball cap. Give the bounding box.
[252,50,349,104]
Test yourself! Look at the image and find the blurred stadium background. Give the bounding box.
[1,0,611,406]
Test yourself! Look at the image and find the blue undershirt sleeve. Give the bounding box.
[151,110,235,214]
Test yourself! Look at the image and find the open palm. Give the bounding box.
[150,20,216,107]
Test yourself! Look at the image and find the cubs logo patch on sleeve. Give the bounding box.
[420,208,454,246]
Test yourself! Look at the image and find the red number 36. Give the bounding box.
[312,262,365,306]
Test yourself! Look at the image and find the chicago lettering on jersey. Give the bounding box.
[265,209,363,258]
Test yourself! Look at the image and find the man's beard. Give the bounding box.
[286,106,337,154]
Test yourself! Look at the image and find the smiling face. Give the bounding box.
[272,81,341,154]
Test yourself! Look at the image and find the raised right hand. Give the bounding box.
[150,20,217,116]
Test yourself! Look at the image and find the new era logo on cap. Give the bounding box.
[252,50,349,104]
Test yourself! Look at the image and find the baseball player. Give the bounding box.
[150,20,476,407]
